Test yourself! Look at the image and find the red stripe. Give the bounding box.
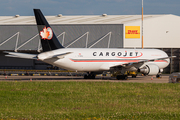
[116,52,143,58]
[70,59,168,63]
[70,59,140,62]
[154,60,168,63]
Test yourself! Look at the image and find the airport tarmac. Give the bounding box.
[0,75,170,83]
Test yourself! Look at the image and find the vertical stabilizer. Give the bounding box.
[33,9,64,52]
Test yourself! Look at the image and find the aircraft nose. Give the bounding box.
[167,58,170,65]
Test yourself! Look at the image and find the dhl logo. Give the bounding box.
[125,26,140,38]
[127,30,139,34]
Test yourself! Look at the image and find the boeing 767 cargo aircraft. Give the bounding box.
[4,9,174,80]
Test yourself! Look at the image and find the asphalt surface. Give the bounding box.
[0,75,170,83]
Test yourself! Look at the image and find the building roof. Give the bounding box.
[0,14,168,25]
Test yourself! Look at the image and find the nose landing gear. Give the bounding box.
[156,74,161,78]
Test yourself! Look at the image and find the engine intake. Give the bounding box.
[139,64,160,75]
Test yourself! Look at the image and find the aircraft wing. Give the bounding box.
[110,56,176,69]
[135,56,175,63]
[4,51,38,59]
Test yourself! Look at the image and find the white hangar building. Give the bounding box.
[0,14,179,72]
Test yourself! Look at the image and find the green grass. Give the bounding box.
[0,81,180,119]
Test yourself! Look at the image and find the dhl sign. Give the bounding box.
[125,26,140,38]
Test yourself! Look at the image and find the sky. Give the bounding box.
[0,0,180,16]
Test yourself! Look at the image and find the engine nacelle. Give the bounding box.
[139,64,160,75]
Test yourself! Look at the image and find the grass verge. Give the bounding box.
[0,81,180,119]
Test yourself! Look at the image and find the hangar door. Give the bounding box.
[0,24,124,51]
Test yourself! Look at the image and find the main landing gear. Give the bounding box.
[84,73,96,79]
[116,75,128,80]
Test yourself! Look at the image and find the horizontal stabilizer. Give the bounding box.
[51,52,72,59]
[39,52,72,60]
[4,51,37,59]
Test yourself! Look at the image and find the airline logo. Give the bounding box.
[125,26,140,38]
[93,51,143,58]
[40,27,53,40]
[70,51,144,62]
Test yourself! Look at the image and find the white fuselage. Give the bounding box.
[38,48,170,72]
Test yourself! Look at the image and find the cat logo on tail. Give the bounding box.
[40,27,53,40]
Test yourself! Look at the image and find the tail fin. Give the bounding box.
[33,9,64,52]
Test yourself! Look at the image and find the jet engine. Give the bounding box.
[139,64,160,75]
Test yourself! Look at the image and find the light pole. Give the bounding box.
[142,0,144,49]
